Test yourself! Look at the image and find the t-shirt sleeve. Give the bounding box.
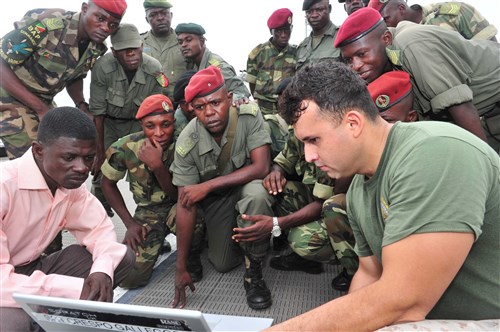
[382,136,486,247]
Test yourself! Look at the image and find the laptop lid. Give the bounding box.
[13,293,274,332]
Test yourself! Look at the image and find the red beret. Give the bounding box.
[92,0,127,17]
[367,0,390,12]
[184,66,225,104]
[368,71,412,112]
[334,7,384,48]
[136,94,174,119]
[268,8,293,30]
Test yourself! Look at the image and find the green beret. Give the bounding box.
[175,23,206,35]
[143,0,173,10]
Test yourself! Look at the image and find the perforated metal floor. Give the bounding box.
[115,249,345,325]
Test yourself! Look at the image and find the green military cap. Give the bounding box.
[175,23,206,35]
[143,0,173,9]
[111,23,142,51]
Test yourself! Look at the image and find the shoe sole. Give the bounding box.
[247,299,272,310]
[269,261,323,274]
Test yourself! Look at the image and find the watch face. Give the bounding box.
[272,227,281,237]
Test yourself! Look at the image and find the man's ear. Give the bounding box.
[407,110,418,122]
[344,110,364,138]
[32,141,44,161]
[381,29,393,46]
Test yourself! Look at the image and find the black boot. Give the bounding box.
[270,251,323,274]
[244,256,272,310]
[187,253,203,282]
[331,268,352,291]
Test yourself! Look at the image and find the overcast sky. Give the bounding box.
[0,0,498,106]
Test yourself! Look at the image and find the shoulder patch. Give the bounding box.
[248,44,264,59]
[0,20,49,65]
[40,17,64,31]
[386,48,401,66]
[155,71,169,88]
[438,2,461,16]
[208,58,221,67]
[238,102,259,117]
[175,132,198,157]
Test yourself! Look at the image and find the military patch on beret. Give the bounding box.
[0,21,48,65]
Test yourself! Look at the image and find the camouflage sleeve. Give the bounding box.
[456,2,498,41]
[273,129,301,174]
[0,19,49,65]
[100,140,128,182]
[246,44,262,84]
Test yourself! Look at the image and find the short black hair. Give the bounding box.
[37,107,97,145]
[281,60,379,125]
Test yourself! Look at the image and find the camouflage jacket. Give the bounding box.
[0,9,107,101]
[273,128,334,200]
[141,29,188,98]
[188,48,251,99]
[89,52,168,119]
[418,2,498,41]
[296,21,341,72]
[101,131,176,207]
[246,39,297,105]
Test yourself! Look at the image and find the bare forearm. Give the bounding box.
[101,178,135,227]
[175,201,197,271]
[151,166,177,199]
[66,78,85,105]
[448,102,487,142]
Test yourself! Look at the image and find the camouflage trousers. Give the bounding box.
[276,181,358,275]
[120,203,180,289]
[262,112,289,160]
[0,97,53,159]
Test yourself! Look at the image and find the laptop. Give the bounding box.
[13,293,274,332]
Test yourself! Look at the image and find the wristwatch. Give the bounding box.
[271,217,282,237]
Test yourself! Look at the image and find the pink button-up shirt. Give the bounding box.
[1,150,127,307]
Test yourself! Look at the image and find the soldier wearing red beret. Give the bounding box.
[246,8,296,159]
[335,7,500,152]
[171,66,275,311]
[368,70,417,123]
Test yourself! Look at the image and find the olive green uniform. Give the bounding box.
[246,39,296,159]
[170,102,274,272]
[141,29,188,99]
[295,21,341,71]
[418,2,498,41]
[101,132,178,288]
[188,48,251,101]
[0,9,107,159]
[274,129,358,274]
[387,21,500,152]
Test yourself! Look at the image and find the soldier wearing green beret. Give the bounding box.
[89,23,169,218]
[296,0,341,71]
[175,22,252,107]
[141,0,188,99]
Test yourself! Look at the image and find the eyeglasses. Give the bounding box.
[305,6,329,16]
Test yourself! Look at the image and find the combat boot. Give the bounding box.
[243,256,272,310]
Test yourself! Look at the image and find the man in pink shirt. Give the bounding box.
[0,106,134,331]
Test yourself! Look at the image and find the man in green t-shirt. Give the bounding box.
[265,60,499,331]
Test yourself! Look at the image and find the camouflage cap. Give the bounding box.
[111,24,142,51]
[175,23,206,35]
[143,0,173,9]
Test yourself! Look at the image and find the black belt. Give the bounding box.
[104,114,137,121]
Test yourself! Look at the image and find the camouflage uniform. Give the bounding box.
[295,21,341,72]
[170,102,274,272]
[387,21,500,152]
[0,9,107,159]
[246,39,296,159]
[173,107,190,140]
[89,52,169,208]
[188,48,251,101]
[418,2,498,41]
[141,29,188,99]
[274,129,358,272]
[100,131,184,288]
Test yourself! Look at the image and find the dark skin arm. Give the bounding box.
[0,59,49,117]
[80,272,113,302]
[179,145,270,209]
[92,115,105,181]
[170,193,197,309]
[138,138,177,199]
[447,102,487,142]
[101,176,146,255]
[66,78,92,120]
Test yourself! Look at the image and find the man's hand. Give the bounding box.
[80,272,113,302]
[179,183,210,208]
[138,138,163,170]
[232,96,250,107]
[170,269,195,309]
[232,214,273,242]
[91,151,105,181]
[263,169,287,195]
[123,222,148,255]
